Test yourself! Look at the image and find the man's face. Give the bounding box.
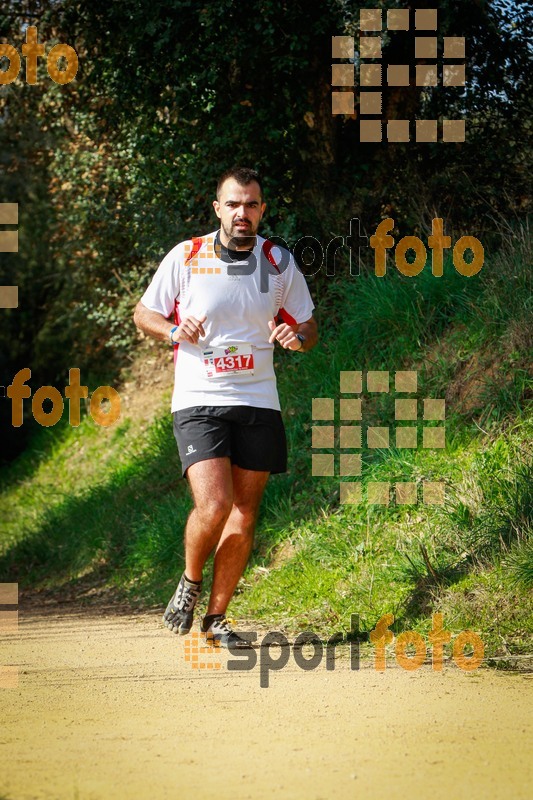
[213,178,266,249]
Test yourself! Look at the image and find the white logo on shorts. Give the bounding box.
[186,445,197,455]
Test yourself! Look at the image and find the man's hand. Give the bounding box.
[133,303,207,346]
[268,320,302,351]
[174,314,207,345]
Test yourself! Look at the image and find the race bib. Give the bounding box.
[202,343,255,378]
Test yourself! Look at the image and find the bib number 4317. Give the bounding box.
[202,344,255,378]
[214,354,253,372]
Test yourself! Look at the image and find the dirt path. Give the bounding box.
[1,608,531,800]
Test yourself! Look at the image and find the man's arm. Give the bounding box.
[267,314,318,352]
[133,301,206,345]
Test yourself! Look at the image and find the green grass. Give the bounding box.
[1,232,531,662]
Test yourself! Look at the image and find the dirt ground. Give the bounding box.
[1,607,531,800]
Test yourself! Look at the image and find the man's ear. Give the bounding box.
[213,200,221,218]
[260,202,266,218]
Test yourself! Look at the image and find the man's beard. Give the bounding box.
[221,219,257,250]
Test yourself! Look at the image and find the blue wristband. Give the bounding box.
[169,325,179,345]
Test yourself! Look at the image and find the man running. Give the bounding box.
[133,166,317,648]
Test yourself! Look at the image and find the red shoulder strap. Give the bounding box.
[184,236,204,265]
[262,239,281,273]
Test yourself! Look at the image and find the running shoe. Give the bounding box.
[201,614,253,649]
[163,573,202,635]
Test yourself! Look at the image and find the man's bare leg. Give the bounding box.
[206,465,270,616]
[164,460,268,638]
[183,457,234,581]
[163,457,234,633]
[164,457,235,634]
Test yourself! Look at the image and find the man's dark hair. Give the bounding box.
[216,166,263,201]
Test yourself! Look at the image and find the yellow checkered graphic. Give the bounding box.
[184,238,223,273]
[183,631,222,670]
[311,370,446,505]
[0,582,19,688]
[0,203,19,309]
[332,9,467,142]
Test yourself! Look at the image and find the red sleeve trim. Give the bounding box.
[173,300,181,364]
[278,307,297,326]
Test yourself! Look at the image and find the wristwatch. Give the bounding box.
[295,333,305,351]
[169,325,179,345]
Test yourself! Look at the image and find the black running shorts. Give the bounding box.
[172,405,288,477]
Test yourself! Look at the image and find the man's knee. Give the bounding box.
[230,501,259,528]
[195,495,233,527]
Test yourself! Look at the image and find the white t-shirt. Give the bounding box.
[141,230,315,412]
